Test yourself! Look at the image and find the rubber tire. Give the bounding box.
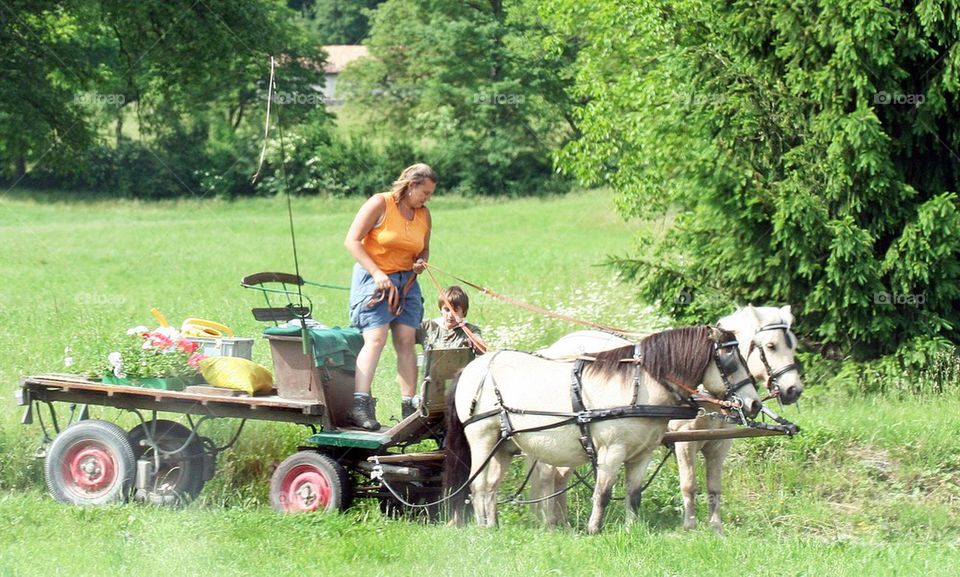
[127,420,206,505]
[45,420,136,506]
[270,452,351,513]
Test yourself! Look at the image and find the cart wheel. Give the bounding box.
[270,452,351,513]
[44,420,136,506]
[127,420,207,505]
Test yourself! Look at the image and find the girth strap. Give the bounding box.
[570,359,597,467]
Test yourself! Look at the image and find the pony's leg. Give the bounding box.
[675,440,699,530]
[553,467,571,528]
[470,445,512,528]
[623,452,656,527]
[527,461,572,529]
[537,465,572,529]
[702,439,733,534]
[586,449,625,534]
[527,459,548,526]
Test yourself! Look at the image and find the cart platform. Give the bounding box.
[18,373,326,425]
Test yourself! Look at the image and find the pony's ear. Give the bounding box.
[745,304,761,323]
[779,305,794,327]
[707,325,724,342]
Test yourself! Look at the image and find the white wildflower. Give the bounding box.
[108,351,125,378]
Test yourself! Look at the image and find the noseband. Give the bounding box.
[748,323,800,394]
[712,338,756,400]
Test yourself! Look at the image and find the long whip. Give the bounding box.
[253,56,311,354]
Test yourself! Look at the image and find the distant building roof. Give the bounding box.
[322,45,369,74]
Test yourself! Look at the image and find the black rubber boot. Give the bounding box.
[348,395,380,431]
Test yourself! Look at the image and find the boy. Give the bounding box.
[405,286,483,418]
[418,285,483,351]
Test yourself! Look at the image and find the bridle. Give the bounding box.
[711,338,757,401]
[746,323,800,396]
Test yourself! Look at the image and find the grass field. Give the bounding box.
[1,189,958,576]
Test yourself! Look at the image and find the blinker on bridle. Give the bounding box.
[712,338,756,399]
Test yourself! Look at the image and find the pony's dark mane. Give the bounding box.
[586,326,734,386]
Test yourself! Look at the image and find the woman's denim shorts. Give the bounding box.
[348,264,424,331]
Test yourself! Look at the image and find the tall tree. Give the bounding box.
[544,0,960,358]
[340,0,577,195]
[0,0,324,195]
[292,0,385,45]
[0,0,97,180]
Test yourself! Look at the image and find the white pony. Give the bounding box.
[443,326,762,534]
[534,305,803,532]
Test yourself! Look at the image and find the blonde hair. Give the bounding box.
[390,163,437,202]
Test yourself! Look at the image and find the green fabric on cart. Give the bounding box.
[263,326,364,371]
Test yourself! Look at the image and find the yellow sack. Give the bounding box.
[199,357,273,396]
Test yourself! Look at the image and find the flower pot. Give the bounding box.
[101,374,204,391]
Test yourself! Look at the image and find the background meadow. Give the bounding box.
[1,190,958,576]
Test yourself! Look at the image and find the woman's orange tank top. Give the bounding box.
[362,192,430,274]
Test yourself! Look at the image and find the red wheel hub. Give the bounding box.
[279,464,331,512]
[62,441,117,496]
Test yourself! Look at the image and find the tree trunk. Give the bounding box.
[115,112,124,146]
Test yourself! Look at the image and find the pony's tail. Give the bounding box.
[442,377,470,525]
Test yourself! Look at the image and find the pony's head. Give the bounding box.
[701,326,762,418]
[590,326,761,417]
[718,305,804,404]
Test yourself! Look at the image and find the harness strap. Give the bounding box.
[462,408,502,427]
[630,343,642,405]
[569,359,597,467]
[468,351,505,418]
[466,403,700,426]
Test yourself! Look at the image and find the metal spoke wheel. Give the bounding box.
[270,452,351,513]
[127,420,209,506]
[44,420,136,506]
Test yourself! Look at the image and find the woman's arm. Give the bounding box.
[344,195,391,289]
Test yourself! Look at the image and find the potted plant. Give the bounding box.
[101,326,207,391]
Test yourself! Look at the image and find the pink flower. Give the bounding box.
[177,339,198,354]
[146,331,174,350]
[188,353,207,368]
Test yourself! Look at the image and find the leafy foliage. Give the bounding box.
[339,0,576,195]
[544,0,960,358]
[1,0,323,198]
[291,0,385,45]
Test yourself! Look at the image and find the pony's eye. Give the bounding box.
[765,342,776,350]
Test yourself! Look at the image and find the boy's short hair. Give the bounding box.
[439,285,469,316]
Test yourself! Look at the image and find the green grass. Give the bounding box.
[0,492,957,577]
[1,189,958,575]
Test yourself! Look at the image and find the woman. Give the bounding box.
[344,163,436,430]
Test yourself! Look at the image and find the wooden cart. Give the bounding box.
[16,342,473,515]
